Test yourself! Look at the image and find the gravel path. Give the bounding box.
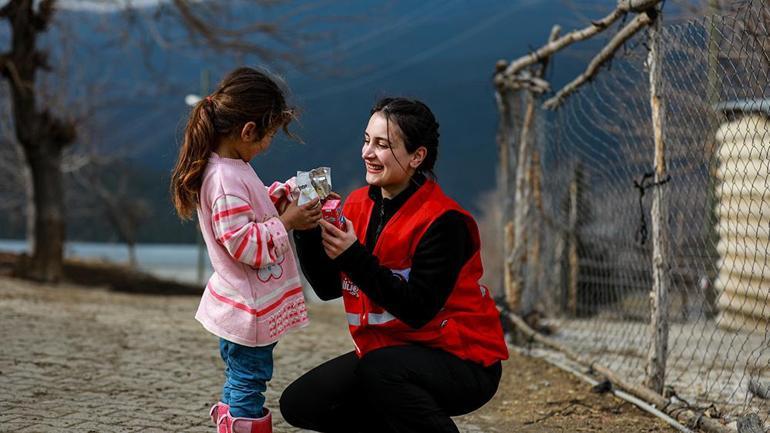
[0,277,673,432]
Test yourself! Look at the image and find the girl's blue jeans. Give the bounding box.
[219,338,277,418]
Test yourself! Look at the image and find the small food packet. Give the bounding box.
[297,167,332,206]
[296,171,318,206]
[309,167,332,199]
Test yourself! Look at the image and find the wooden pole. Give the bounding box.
[553,233,566,312]
[645,7,671,395]
[706,0,721,107]
[704,0,721,317]
[506,25,560,313]
[567,165,580,316]
[494,82,513,218]
[509,93,535,311]
[504,221,515,305]
[495,82,517,306]
[530,150,544,309]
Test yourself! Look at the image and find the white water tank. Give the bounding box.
[714,100,770,332]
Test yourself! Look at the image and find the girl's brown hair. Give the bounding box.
[171,67,296,220]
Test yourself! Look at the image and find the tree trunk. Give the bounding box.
[25,146,65,282]
[127,242,137,269]
[19,146,36,252]
[3,0,75,283]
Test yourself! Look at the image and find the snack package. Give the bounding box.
[296,171,318,205]
[322,199,346,229]
[296,167,344,227]
[309,167,332,199]
[297,167,332,205]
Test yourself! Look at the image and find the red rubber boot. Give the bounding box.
[217,408,272,433]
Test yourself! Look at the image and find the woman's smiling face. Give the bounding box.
[362,112,415,198]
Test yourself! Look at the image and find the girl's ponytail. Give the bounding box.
[170,67,296,220]
[171,100,217,220]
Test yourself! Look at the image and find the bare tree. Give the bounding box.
[0,0,326,282]
[71,167,151,268]
[1,0,75,282]
[0,85,26,221]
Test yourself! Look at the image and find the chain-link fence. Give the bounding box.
[496,1,770,429]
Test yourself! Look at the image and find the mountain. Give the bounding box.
[1,0,600,243]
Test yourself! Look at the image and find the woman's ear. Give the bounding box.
[241,121,258,142]
[410,146,427,169]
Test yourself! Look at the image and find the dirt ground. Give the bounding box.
[0,276,673,432]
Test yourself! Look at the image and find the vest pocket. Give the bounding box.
[440,318,467,354]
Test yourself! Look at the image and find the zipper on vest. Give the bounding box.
[370,181,432,256]
[373,200,386,245]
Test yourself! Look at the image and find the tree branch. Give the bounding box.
[33,49,51,71]
[170,0,291,62]
[2,60,29,96]
[543,11,653,110]
[40,110,76,148]
[500,7,627,77]
[496,0,663,109]
[0,53,8,76]
[617,0,664,13]
[33,0,56,31]
[0,0,15,18]
[495,70,551,94]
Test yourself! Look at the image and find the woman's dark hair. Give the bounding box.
[171,67,296,220]
[370,97,440,179]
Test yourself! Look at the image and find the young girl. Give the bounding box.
[171,67,320,433]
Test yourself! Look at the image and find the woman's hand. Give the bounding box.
[279,197,322,231]
[320,219,357,259]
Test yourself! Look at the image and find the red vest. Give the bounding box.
[341,180,509,367]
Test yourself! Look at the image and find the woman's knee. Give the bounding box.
[356,347,409,392]
[281,351,361,428]
[278,379,308,427]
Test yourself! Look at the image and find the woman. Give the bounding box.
[280,97,509,433]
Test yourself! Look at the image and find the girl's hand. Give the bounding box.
[279,198,322,231]
[275,200,290,216]
[320,219,357,259]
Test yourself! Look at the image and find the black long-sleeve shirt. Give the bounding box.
[293,176,474,329]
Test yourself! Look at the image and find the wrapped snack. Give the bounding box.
[322,199,346,229]
[309,167,332,199]
[296,171,318,206]
[297,166,332,205]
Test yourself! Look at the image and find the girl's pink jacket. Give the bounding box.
[195,152,309,347]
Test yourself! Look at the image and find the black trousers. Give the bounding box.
[279,346,502,433]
